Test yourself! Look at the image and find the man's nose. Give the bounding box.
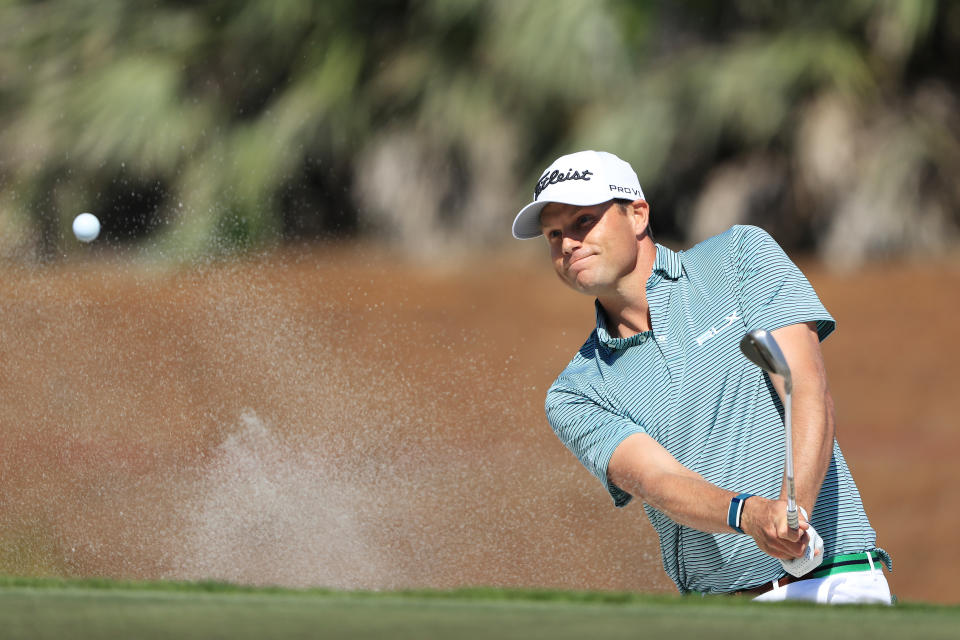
[561,235,578,256]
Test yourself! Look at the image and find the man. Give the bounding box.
[512,150,892,603]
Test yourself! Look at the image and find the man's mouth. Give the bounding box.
[567,252,593,272]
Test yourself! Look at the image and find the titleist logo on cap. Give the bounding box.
[535,168,593,199]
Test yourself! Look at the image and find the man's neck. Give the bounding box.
[597,242,658,339]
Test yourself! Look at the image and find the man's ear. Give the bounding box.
[630,199,650,236]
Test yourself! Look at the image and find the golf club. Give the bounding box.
[739,329,798,531]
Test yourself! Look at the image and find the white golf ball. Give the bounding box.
[72,213,100,243]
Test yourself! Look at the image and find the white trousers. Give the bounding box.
[752,569,892,605]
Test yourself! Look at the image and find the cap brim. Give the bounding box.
[511,201,549,239]
[511,195,622,239]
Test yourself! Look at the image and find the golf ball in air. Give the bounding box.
[72,213,100,242]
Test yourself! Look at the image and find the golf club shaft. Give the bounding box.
[785,389,799,530]
[738,330,800,530]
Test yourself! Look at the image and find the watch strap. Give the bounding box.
[727,493,753,534]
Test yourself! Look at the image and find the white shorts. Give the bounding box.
[751,569,892,605]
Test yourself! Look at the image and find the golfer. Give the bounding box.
[513,150,892,603]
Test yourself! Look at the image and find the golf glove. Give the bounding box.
[780,507,824,577]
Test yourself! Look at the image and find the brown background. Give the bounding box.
[1,246,957,603]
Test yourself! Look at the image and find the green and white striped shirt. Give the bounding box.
[545,225,887,594]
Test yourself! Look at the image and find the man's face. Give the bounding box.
[539,199,645,295]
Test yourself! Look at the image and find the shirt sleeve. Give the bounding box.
[728,225,835,341]
[545,381,646,507]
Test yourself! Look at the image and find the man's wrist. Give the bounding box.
[727,493,754,534]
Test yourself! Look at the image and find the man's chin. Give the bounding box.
[557,266,603,294]
[568,273,602,295]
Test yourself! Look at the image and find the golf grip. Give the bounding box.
[787,500,799,530]
[785,390,799,530]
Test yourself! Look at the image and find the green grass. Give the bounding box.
[0,577,957,640]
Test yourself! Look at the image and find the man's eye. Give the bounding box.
[577,216,592,226]
[547,230,561,239]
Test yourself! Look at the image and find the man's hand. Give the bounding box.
[739,496,810,560]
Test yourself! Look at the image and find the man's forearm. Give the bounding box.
[769,322,836,518]
[786,377,835,517]
[609,432,811,560]
[608,434,739,533]
[639,470,740,534]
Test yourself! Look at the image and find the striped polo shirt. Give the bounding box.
[545,225,888,594]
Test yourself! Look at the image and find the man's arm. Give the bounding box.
[760,321,835,518]
[608,433,809,560]
[607,321,834,561]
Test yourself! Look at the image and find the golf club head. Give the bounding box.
[739,329,792,393]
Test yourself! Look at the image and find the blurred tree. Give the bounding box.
[0,0,957,265]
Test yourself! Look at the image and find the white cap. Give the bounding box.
[511,150,644,239]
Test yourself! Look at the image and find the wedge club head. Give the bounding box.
[739,329,792,393]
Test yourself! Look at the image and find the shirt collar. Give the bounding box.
[651,243,682,281]
[594,244,682,349]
